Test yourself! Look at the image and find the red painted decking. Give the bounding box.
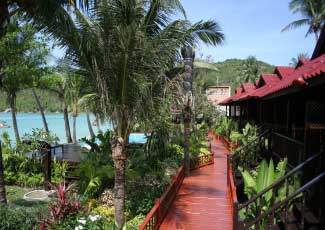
[160,134,233,230]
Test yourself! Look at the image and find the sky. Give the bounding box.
[52,0,316,66]
[179,0,316,66]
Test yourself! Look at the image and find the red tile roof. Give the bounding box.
[219,54,325,105]
[262,54,325,98]
[275,66,295,79]
[260,74,280,85]
[242,83,256,93]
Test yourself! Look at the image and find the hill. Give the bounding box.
[0,89,62,112]
[0,59,275,112]
[215,58,274,92]
[195,58,275,93]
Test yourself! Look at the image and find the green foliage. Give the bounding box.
[49,214,113,230]
[52,158,68,184]
[0,89,61,112]
[0,18,50,111]
[76,131,115,198]
[215,116,238,138]
[239,158,300,223]
[282,0,325,40]
[20,128,59,150]
[214,58,274,93]
[0,205,39,230]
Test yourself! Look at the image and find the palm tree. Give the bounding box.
[290,52,309,66]
[78,93,100,139]
[31,88,49,133]
[282,0,325,41]
[65,74,84,144]
[39,60,76,143]
[241,56,259,83]
[47,0,224,228]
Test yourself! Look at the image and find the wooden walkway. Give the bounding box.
[160,133,233,230]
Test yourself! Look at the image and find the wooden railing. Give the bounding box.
[227,154,239,230]
[190,153,214,170]
[139,153,215,230]
[242,173,324,229]
[272,132,304,167]
[233,151,324,229]
[231,129,271,172]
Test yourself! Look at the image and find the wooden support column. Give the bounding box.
[43,148,51,191]
[286,98,291,136]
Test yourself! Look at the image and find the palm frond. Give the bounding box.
[281,18,310,32]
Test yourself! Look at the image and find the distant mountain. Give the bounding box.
[195,58,275,93]
[0,59,274,112]
[216,59,274,92]
[0,89,61,113]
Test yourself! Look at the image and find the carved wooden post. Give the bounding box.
[0,141,7,204]
[182,46,195,176]
[43,147,51,191]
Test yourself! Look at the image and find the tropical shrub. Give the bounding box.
[215,116,238,138]
[239,158,300,223]
[49,214,112,230]
[52,158,68,184]
[75,131,115,198]
[0,205,38,230]
[20,128,59,152]
[39,183,81,230]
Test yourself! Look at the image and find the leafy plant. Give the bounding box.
[20,128,59,152]
[39,183,81,230]
[0,205,38,230]
[215,116,238,138]
[239,158,300,224]
[52,158,68,184]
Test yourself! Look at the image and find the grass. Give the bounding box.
[6,186,49,213]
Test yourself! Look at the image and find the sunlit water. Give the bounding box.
[0,112,112,143]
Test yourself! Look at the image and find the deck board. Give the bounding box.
[159,133,233,230]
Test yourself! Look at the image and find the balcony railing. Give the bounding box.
[272,132,304,167]
[233,150,324,229]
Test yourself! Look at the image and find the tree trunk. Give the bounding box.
[9,94,20,144]
[63,102,72,143]
[32,88,49,133]
[95,114,102,134]
[72,114,77,144]
[112,137,126,229]
[86,113,95,138]
[315,31,319,42]
[0,1,9,39]
[183,106,191,176]
[0,141,7,204]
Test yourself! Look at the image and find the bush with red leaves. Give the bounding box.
[39,183,81,230]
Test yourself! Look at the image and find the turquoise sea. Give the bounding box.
[0,112,112,143]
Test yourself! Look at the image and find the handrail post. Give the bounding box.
[227,155,230,187]
[233,201,239,230]
[155,198,161,227]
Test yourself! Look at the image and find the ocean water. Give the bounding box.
[0,112,147,144]
[0,112,112,143]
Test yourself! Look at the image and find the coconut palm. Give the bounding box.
[282,0,325,41]
[46,0,224,228]
[0,1,92,39]
[78,93,100,139]
[290,52,309,66]
[242,56,259,83]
